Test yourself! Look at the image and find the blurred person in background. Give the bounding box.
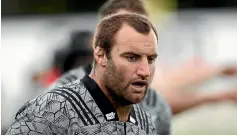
[32,30,94,88]
[59,31,93,74]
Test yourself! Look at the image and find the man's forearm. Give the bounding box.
[162,90,208,115]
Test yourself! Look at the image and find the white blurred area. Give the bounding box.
[1,10,237,134]
[156,10,237,134]
[157,10,237,90]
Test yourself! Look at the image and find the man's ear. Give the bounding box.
[94,46,107,67]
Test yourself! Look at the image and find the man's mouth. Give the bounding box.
[131,80,148,89]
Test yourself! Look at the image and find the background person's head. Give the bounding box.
[55,30,93,74]
[98,0,148,19]
[92,13,158,105]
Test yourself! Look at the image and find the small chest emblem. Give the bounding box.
[130,116,136,123]
[106,112,116,120]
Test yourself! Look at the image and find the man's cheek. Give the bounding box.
[150,67,155,76]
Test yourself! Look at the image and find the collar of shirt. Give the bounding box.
[81,74,138,125]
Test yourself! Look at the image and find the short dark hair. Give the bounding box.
[94,13,158,58]
[98,0,148,19]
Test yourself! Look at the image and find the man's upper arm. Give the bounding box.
[6,91,71,135]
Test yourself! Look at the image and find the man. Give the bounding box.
[6,13,160,135]
[49,0,172,134]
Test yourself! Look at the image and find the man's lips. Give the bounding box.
[130,80,148,92]
[131,80,148,86]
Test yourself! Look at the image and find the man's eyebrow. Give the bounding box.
[120,52,158,58]
[120,52,140,56]
[149,53,158,58]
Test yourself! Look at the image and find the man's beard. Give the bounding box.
[102,59,148,106]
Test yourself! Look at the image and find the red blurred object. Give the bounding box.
[42,67,61,87]
[33,67,61,88]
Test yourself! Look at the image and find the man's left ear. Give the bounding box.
[94,46,107,67]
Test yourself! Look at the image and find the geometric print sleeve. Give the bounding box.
[6,91,72,135]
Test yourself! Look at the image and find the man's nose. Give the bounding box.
[137,59,150,78]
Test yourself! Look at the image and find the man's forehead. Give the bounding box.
[113,41,157,54]
[114,41,157,54]
[115,24,157,43]
[119,40,154,48]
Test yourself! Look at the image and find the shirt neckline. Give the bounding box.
[80,74,138,125]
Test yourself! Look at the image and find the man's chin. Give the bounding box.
[130,95,145,104]
[119,96,144,106]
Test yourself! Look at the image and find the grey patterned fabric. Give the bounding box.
[6,76,157,135]
[6,67,171,135]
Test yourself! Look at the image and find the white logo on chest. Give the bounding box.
[106,112,116,120]
[130,116,136,124]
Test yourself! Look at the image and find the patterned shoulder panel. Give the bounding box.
[133,104,157,135]
[6,80,104,135]
[6,91,69,135]
[50,80,106,125]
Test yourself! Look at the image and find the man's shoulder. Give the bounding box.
[141,88,172,135]
[133,104,157,134]
[133,104,155,126]
[16,79,87,119]
[47,79,89,107]
[141,88,171,113]
[8,80,95,134]
[8,91,71,134]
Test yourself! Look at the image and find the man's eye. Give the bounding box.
[127,56,137,61]
[148,57,155,64]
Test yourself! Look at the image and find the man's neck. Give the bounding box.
[114,104,132,122]
[89,71,132,122]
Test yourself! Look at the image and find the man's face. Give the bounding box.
[102,24,158,105]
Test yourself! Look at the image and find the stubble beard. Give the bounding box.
[102,59,149,106]
[102,59,134,106]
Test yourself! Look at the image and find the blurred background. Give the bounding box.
[1,0,237,134]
